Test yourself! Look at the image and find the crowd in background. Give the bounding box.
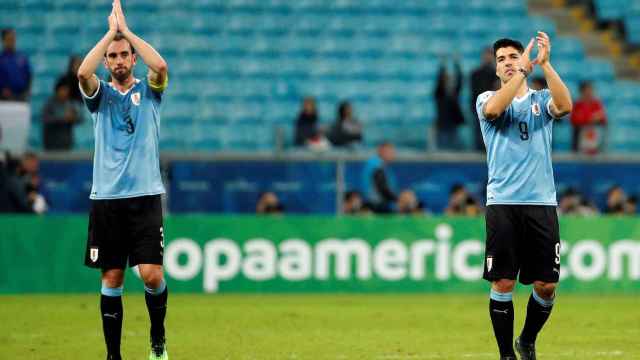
[0,27,612,154]
[0,27,631,216]
[0,151,47,214]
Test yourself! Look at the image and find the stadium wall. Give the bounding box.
[1,216,639,294]
[36,152,640,214]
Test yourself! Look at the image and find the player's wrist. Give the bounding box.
[516,67,530,78]
[539,61,552,70]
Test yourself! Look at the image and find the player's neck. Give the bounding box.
[515,83,529,98]
[110,76,136,93]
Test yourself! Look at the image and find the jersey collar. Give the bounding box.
[513,88,533,103]
[109,78,141,96]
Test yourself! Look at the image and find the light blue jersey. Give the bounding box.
[476,88,559,206]
[80,78,166,199]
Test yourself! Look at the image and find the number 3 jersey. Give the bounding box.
[476,88,560,206]
[80,78,166,200]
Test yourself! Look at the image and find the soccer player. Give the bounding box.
[476,33,572,360]
[77,1,169,359]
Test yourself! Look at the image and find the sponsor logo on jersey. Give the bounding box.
[131,92,141,106]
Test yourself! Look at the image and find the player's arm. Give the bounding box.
[113,0,168,90]
[535,32,572,118]
[77,10,118,96]
[483,39,535,120]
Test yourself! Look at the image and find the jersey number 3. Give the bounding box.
[124,115,135,134]
[518,121,529,141]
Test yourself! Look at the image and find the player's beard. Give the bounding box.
[111,66,132,83]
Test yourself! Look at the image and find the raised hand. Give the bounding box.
[533,31,551,66]
[113,0,129,33]
[518,38,535,74]
[108,8,118,33]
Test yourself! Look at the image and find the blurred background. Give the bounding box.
[1,0,639,295]
[2,0,640,216]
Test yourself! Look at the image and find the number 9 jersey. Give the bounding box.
[80,77,167,200]
[476,88,562,206]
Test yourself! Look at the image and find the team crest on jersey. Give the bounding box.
[90,247,99,262]
[486,256,493,272]
[531,102,541,116]
[131,92,141,106]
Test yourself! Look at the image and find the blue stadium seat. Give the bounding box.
[16,0,637,153]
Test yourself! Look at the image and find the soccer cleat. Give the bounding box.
[106,355,122,360]
[500,357,516,360]
[515,336,536,360]
[149,337,168,360]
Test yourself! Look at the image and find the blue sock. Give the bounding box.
[144,279,166,296]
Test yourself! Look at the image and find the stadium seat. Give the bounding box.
[15,0,635,152]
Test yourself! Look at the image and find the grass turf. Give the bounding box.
[0,293,637,359]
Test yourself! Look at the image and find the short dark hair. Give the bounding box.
[493,38,524,58]
[450,183,465,195]
[338,101,351,120]
[579,80,592,92]
[344,190,361,202]
[1,28,14,40]
[105,32,135,57]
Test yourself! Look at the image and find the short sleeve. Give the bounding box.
[541,89,563,120]
[79,79,104,113]
[475,91,495,122]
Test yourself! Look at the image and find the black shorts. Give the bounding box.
[84,195,164,270]
[483,205,560,285]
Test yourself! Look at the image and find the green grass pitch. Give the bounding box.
[1,294,637,359]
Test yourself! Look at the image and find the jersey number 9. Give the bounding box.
[518,121,529,141]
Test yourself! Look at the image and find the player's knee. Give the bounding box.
[534,281,556,299]
[142,270,164,289]
[492,279,515,293]
[102,270,125,288]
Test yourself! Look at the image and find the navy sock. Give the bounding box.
[100,286,123,359]
[489,289,515,357]
[520,290,555,344]
[144,280,168,342]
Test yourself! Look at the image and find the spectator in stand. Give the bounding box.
[605,185,626,215]
[0,28,31,101]
[557,187,598,216]
[571,81,607,154]
[294,96,330,151]
[362,142,396,213]
[55,55,83,103]
[445,184,482,216]
[342,190,370,215]
[624,195,637,215]
[328,101,363,147]
[0,152,32,213]
[470,47,499,151]
[435,58,465,151]
[256,191,284,214]
[42,80,82,150]
[16,151,48,214]
[396,190,427,215]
